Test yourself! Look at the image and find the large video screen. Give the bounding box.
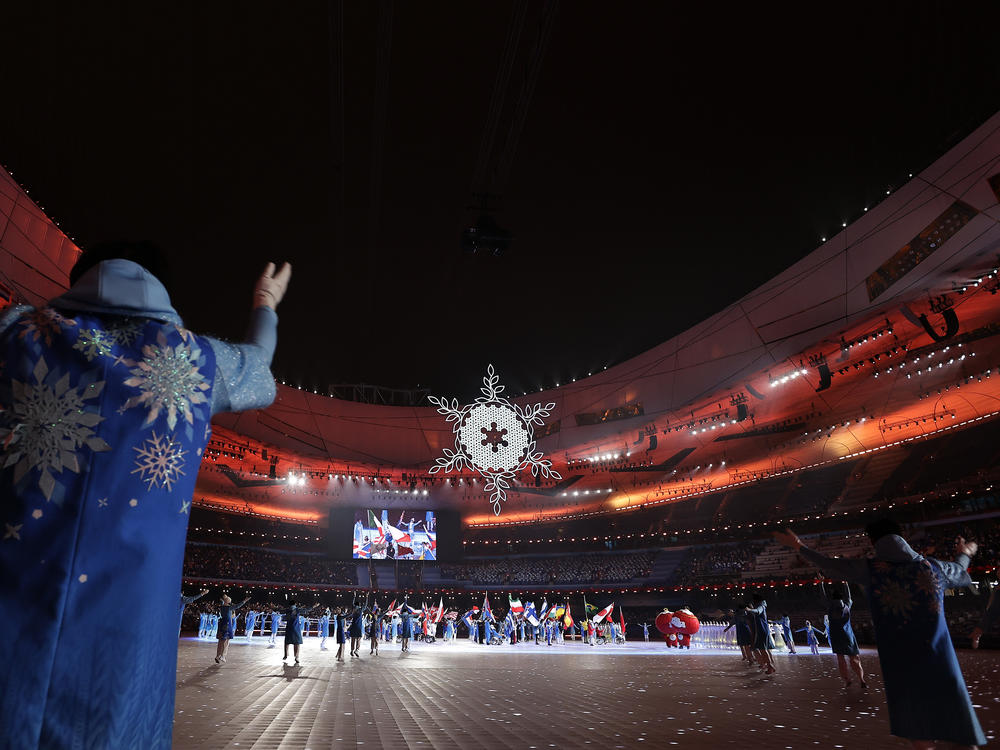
[353,509,437,560]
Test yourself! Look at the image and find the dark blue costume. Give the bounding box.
[826,586,859,656]
[350,607,364,638]
[336,612,348,644]
[283,605,305,645]
[0,260,278,749]
[801,535,985,746]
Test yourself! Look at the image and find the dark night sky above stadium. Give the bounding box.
[2,2,998,398]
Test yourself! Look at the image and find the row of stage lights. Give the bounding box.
[189,526,321,542]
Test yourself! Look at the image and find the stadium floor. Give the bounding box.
[174,637,999,749]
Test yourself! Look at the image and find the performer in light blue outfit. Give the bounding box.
[268,609,281,647]
[795,621,822,655]
[319,608,331,650]
[776,521,986,747]
[198,612,207,638]
[179,588,210,637]
[0,244,290,749]
[244,609,258,641]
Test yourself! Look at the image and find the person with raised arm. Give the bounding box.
[774,519,985,749]
[215,594,251,664]
[0,242,290,749]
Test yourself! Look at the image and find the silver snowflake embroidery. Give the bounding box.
[73,328,114,361]
[0,356,110,501]
[132,431,187,491]
[103,318,144,348]
[122,329,210,430]
[429,365,560,516]
[18,307,77,346]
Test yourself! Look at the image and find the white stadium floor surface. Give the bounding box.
[174,636,999,749]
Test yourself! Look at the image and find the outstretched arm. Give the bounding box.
[773,529,869,584]
[206,262,291,415]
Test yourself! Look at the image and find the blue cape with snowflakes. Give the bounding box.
[0,305,215,748]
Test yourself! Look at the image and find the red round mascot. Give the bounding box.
[655,608,700,648]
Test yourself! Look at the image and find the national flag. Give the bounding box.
[435,596,445,623]
[396,543,414,557]
[549,604,565,620]
[523,602,539,627]
[367,510,385,543]
[386,523,411,544]
[353,539,370,558]
[508,596,524,616]
[482,594,494,622]
[538,599,549,621]
[387,598,397,614]
[592,602,615,624]
[563,603,574,630]
[619,608,626,635]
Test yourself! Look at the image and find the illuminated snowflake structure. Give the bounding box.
[122,329,210,430]
[429,365,561,516]
[132,431,187,491]
[0,356,110,501]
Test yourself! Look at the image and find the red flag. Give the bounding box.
[619,608,626,635]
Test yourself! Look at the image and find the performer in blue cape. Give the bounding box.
[283,598,316,665]
[775,521,986,747]
[0,243,290,749]
[215,594,251,663]
[824,582,866,688]
[400,610,413,652]
[179,588,210,637]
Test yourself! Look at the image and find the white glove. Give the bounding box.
[253,262,292,310]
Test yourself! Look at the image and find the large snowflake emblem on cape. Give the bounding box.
[429,365,560,515]
[121,329,210,430]
[0,356,110,501]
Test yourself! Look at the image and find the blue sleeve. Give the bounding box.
[204,306,278,415]
[930,554,973,589]
[799,546,870,584]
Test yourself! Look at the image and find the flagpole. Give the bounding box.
[582,592,589,645]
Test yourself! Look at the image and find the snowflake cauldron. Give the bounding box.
[428,365,561,516]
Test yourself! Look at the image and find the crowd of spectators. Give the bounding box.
[673,543,767,586]
[439,552,655,585]
[183,543,357,585]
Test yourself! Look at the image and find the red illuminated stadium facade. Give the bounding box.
[3,112,1000,582]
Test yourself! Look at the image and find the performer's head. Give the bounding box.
[71,239,173,297]
[221,594,232,605]
[865,517,902,544]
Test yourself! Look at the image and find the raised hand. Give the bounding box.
[956,536,978,557]
[253,261,292,310]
